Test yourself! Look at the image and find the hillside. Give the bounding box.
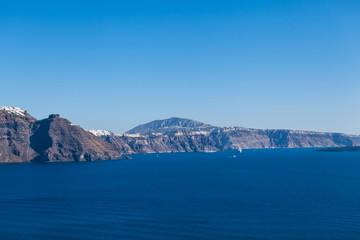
[126,117,214,134]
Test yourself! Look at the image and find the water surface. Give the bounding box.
[0,148,360,239]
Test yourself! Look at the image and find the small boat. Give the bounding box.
[233,155,237,158]
[238,148,242,153]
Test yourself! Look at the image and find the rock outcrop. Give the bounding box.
[30,114,122,162]
[0,107,38,163]
[0,107,122,163]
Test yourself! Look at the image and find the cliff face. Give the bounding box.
[0,107,38,163]
[99,132,221,154]
[93,118,360,154]
[31,114,122,162]
[0,107,122,163]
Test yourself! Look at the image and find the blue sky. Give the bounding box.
[1,0,359,134]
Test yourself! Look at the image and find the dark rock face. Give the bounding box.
[0,108,122,163]
[0,108,38,163]
[97,118,360,154]
[126,117,213,134]
[30,115,122,162]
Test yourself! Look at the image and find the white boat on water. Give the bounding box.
[231,148,242,158]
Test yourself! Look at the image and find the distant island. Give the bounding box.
[316,146,360,152]
[1,106,359,163]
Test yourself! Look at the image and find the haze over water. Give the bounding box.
[0,149,360,240]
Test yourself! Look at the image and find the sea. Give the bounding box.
[0,148,359,240]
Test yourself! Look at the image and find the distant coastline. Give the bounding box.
[316,146,360,152]
[1,107,360,163]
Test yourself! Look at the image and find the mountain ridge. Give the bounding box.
[126,117,214,134]
[93,117,360,154]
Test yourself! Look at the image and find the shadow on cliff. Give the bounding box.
[30,116,54,162]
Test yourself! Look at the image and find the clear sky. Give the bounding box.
[0,0,359,134]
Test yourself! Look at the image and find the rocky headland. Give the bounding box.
[0,107,122,163]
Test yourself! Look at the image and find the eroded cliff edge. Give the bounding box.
[0,107,122,163]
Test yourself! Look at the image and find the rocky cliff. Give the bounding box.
[92,118,360,154]
[0,107,38,162]
[0,107,122,163]
[30,114,122,162]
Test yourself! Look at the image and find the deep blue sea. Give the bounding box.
[0,148,360,240]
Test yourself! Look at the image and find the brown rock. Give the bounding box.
[30,114,122,162]
[0,107,122,163]
[0,108,37,163]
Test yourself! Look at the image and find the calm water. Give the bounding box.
[0,149,360,240]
